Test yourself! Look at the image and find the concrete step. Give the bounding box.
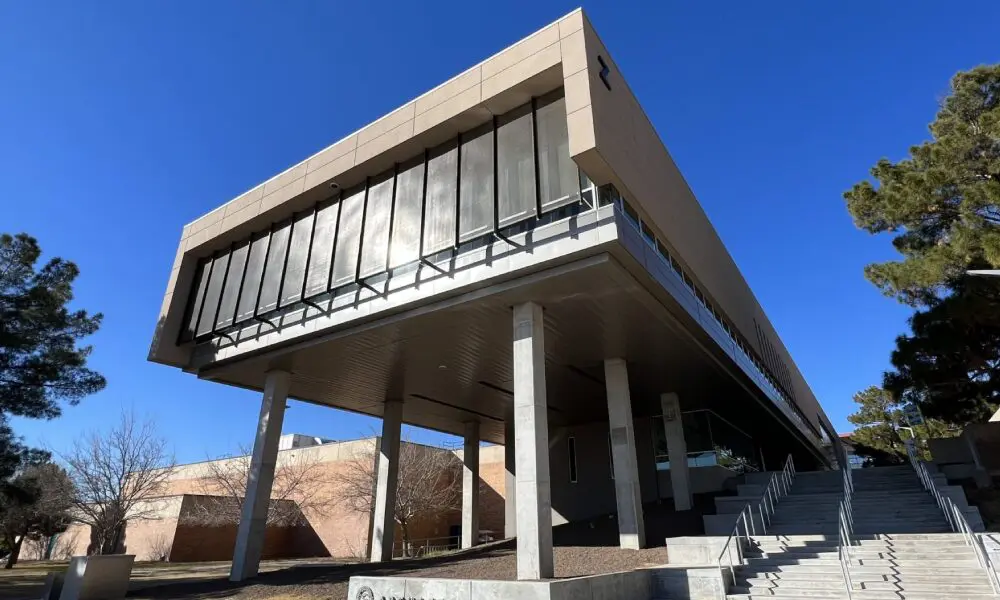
[751,533,966,542]
[751,539,973,553]
[738,564,989,579]
[743,546,976,560]
[725,587,996,599]
[744,549,977,562]
[735,577,993,594]
[744,556,981,568]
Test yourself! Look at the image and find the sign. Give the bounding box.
[902,404,924,427]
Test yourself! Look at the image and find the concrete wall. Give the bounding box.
[930,436,973,466]
[567,13,833,443]
[549,422,618,526]
[965,423,1000,474]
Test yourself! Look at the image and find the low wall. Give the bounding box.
[650,565,729,600]
[928,437,971,465]
[348,570,651,600]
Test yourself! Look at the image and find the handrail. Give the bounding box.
[717,454,796,586]
[903,441,1000,595]
[837,463,855,600]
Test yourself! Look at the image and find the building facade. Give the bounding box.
[26,436,508,563]
[149,9,839,581]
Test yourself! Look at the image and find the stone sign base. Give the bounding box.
[348,569,651,600]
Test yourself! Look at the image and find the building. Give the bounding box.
[27,435,507,562]
[148,8,839,582]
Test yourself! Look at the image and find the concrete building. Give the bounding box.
[26,435,507,563]
[148,9,839,582]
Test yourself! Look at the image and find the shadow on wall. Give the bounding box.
[550,497,709,548]
[169,523,329,562]
[172,496,330,562]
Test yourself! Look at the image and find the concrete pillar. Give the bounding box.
[604,358,646,549]
[661,392,692,511]
[512,302,553,580]
[462,421,481,549]
[369,399,402,563]
[230,370,289,582]
[504,414,517,539]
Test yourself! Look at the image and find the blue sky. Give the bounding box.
[3,1,997,464]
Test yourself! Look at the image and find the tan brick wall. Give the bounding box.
[33,439,511,563]
[479,456,507,536]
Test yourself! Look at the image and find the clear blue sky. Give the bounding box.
[3,1,997,464]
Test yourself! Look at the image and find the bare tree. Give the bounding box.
[185,444,334,526]
[336,439,461,555]
[65,411,176,555]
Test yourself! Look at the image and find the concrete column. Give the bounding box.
[504,414,517,539]
[661,392,692,511]
[604,358,646,549]
[369,399,402,563]
[230,370,289,582]
[512,302,553,580]
[462,421,481,549]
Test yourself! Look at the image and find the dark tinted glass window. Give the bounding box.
[331,185,365,287]
[536,93,579,212]
[197,253,230,337]
[280,210,314,307]
[359,171,394,277]
[389,157,424,268]
[497,103,536,227]
[423,140,458,255]
[257,219,291,314]
[236,231,269,323]
[304,198,339,297]
[182,259,212,340]
[216,241,249,329]
[458,123,494,242]
[568,437,578,483]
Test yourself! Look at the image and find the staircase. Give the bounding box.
[726,465,996,599]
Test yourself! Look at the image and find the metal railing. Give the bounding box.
[837,464,855,600]
[717,454,796,583]
[903,442,1000,595]
[392,535,460,559]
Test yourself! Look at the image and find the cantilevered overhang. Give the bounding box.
[150,8,603,369]
[192,206,828,465]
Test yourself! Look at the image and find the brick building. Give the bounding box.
[28,435,506,563]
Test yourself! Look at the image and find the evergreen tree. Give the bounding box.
[0,233,105,420]
[845,65,1000,424]
[0,461,74,568]
[884,277,1000,424]
[847,386,956,465]
[845,65,1000,307]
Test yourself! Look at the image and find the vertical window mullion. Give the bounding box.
[273,214,296,313]
[251,225,274,320]
[209,245,235,334]
[355,178,371,283]
[193,257,215,339]
[454,132,462,248]
[384,163,399,273]
[327,194,343,291]
[227,236,252,330]
[531,96,542,218]
[418,149,429,259]
[300,204,320,301]
[492,115,499,232]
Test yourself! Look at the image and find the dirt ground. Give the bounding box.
[0,541,667,600]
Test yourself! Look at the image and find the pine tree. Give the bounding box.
[0,233,105,420]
